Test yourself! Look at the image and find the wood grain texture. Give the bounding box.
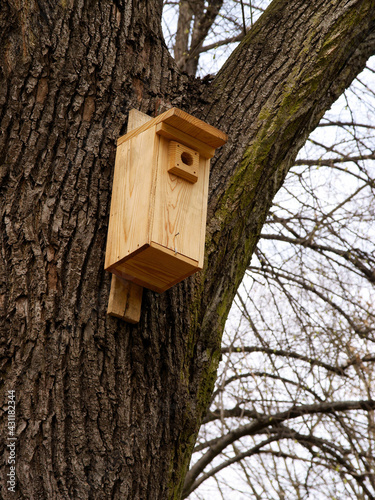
[107,274,143,322]
[156,122,215,158]
[117,107,228,148]
[113,243,199,293]
[106,109,215,292]
[168,141,199,183]
[105,126,158,268]
[152,135,209,265]
[106,109,153,321]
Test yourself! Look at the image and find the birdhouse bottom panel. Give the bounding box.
[109,242,201,293]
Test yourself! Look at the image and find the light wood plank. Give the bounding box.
[105,125,157,268]
[151,136,209,264]
[197,157,211,268]
[107,274,143,323]
[106,107,226,301]
[168,141,199,183]
[106,109,153,322]
[155,122,215,158]
[113,243,199,293]
[128,108,152,130]
[117,107,227,149]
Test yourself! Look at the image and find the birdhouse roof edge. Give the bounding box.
[117,107,227,149]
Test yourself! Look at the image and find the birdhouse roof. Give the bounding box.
[117,108,227,149]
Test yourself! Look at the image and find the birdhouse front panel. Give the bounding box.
[105,108,227,293]
[151,135,209,269]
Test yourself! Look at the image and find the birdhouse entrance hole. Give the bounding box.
[181,151,193,165]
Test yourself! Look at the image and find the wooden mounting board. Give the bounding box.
[107,274,143,323]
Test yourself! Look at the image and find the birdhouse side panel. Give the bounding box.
[197,156,210,268]
[105,127,158,271]
[151,136,209,264]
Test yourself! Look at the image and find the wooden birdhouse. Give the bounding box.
[105,108,227,298]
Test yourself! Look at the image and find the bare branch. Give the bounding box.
[186,401,375,496]
[221,345,348,375]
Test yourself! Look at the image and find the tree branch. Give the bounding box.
[209,370,323,408]
[220,346,347,376]
[197,0,375,345]
[184,400,375,495]
[259,233,375,283]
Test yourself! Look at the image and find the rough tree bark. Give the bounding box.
[1,0,375,499]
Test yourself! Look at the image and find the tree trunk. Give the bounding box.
[1,0,375,499]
